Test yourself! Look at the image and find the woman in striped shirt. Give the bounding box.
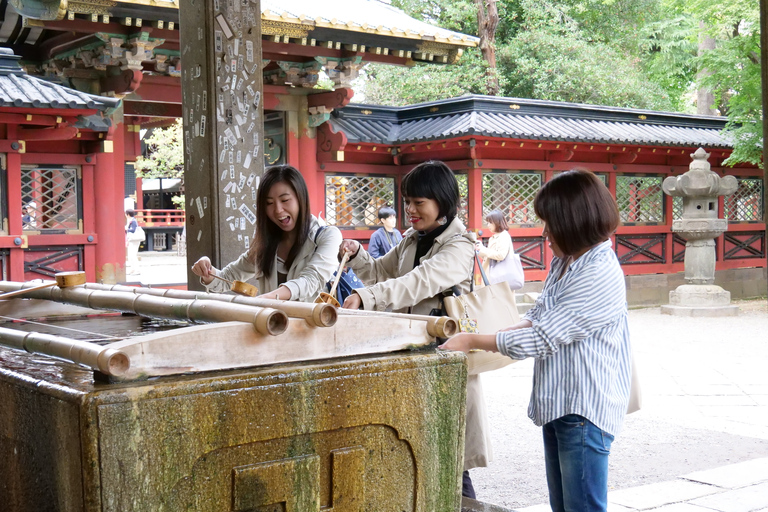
[441,169,632,512]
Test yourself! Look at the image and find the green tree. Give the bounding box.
[134,120,185,207]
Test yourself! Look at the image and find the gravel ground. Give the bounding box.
[469,298,768,510]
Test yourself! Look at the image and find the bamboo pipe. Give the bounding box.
[0,271,85,300]
[78,283,337,328]
[0,326,130,376]
[336,309,458,338]
[0,283,288,336]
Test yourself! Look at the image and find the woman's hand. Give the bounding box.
[258,286,291,301]
[341,292,362,310]
[339,240,360,260]
[439,333,498,353]
[438,333,476,353]
[191,256,216,285]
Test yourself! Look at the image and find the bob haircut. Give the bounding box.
[250,165,311,276]
[378,206,396,220]
[485,210,509,233]
[400,160,460,221]
[533,169,619,256]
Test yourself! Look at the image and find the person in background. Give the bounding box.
[125,209,142,275]
[476,210,512,277]
[191,165,342,301]
[22,202,37,230]
[368,206,403,258]
[440,169,631,512]
[338,160,489,499]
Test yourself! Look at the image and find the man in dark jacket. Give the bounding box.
[368,207,402,258]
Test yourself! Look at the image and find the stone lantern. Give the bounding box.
[661,148,739,316]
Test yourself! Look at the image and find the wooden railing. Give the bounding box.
[135,209,185,227]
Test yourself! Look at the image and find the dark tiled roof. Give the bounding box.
[330,95,731,148]
[0,49,120,111]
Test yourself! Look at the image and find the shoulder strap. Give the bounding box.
[314,226,326,244]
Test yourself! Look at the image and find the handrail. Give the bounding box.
[135,209,185,227]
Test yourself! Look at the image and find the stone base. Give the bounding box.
[660,304,740,317]
[663,284,739,316]
[669,284,731,307]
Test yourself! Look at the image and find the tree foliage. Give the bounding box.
[134,120,185,207]
[357,0,764,167]
[134,120,185,179]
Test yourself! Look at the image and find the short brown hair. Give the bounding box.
[533,169,619,256]
[485,210,509,232]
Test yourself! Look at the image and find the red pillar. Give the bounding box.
[6,130,25,281]
[94,119,126,283]
[299,131,322,217]
[467,166,483,233]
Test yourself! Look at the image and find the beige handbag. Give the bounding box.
[444,253,521,375]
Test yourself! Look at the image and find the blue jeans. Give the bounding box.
[542,414,614,512]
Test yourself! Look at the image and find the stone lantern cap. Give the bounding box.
[663,148,738,237]
[662,148,737,199]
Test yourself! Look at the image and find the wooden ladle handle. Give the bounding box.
[0,271,86,300]
[328,252,350,299]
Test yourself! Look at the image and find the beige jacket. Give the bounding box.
[348,216,475,316]
[477,230,512,275]
[205,216,342,302]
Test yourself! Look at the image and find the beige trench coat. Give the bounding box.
[477,230,512,276]
[349,216,493,470]
[205,216,342,302]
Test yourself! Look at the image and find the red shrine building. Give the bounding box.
[0,0,764,301]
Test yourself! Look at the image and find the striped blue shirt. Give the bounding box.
[495,240,631,435]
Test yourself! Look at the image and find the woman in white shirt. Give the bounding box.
[476,210,512,279]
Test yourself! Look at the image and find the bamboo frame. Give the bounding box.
[0,283,288,336]
[77,283,337,327]
[337,309,458,338]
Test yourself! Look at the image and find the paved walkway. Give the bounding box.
[131,253,768,512]
[473,300,768,511]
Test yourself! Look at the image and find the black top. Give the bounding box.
[413,217,453,268]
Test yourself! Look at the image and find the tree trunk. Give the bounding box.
[697,20,717,115]
[475,0,499,96]
[760,0,768,298]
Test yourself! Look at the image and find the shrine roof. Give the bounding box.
[260,0,478,47]
[0,49,120,111]
[330,95,732,149]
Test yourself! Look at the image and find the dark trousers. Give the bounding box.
[462,470,476,499]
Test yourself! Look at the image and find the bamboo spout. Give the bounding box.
[337,309,458,338]
[79,283,337,328]
[0,282,288,336]
[0,326,130,376]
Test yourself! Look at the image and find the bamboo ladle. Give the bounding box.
[0,271,86,300]
[210,274,258,297]
[315,252,350,308]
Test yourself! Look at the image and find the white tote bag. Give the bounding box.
[488,246,525,290]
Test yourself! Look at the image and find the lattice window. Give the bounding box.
[616,175,664,224]
[325,175,396,228]
[554,171,608,186]
[21,166,82,233]
[456,173,468,225]
[672,196,683,220]
[483,171,541,225]
[724,177,763,223]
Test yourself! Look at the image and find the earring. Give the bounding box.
[437,216,448,226]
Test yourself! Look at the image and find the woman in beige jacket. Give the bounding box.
[191,165,342,301]
[476,210,513,277]
[339,160,490,499]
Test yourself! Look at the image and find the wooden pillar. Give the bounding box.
[467,166,483,232]
[94,111,126,284]
[82,162,97,282]
[5,131,24,281]
[180,0,264,289]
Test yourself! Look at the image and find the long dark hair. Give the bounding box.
[248,165,311,276]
